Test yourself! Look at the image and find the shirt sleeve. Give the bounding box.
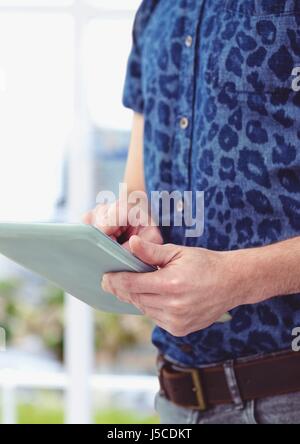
[122,0,159,114]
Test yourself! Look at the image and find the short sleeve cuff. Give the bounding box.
[122,51,144,114]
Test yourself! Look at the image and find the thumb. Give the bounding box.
[129,235,176,267]
[82,211,92,224]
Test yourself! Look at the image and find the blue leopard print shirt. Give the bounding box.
[122,0,300,366]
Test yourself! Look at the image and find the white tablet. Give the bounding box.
[0,223,155,315]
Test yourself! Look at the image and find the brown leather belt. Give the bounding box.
[158,350,300,411]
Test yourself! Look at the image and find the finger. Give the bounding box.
[83,208,122,240]
[82,211,93,224]
[141,307,169,329]
[101,278,134,304]
[101,275,152,307]
[130,293,166,309]
[104,270,164,294]
[95,199,131,228]
[138,226,163,245]
[92,203,124,236]
[128,296,164,314]
[121,240,130,251]
[129,236,176,267]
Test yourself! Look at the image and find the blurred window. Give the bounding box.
[0,13,74,220]
[0,0,136,220]
[0,1,72,6]
[84,17,133,130]
[86,0,141,11]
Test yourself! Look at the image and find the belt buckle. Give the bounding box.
[187,367,207,411]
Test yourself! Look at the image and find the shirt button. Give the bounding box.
[176,199,184,213]
[185,35,193,47]
[179,116,189,129]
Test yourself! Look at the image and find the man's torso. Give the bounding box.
[126,0,300,365]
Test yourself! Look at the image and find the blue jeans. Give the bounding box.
[155,391,300,424]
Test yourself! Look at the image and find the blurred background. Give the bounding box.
[0,0,159,424]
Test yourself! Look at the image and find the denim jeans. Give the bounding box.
[155,391,300,424]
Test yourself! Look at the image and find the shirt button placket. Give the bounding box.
[179,11,199,245]
[172,7,199,245]
[181,7,201,187]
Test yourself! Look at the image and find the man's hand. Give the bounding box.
[82,200,163,250]
[102,235,300,336]
[101,236,248,336]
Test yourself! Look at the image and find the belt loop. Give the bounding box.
[223,360,244,410]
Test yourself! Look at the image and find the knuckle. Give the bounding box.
[166,278,182,293]
[168,298,183,314]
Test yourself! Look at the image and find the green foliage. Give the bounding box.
[16,404,159,424]
[94,312,153,359]
[0,278,24,343]
[37,286,65,361]
[94,409,159,424]
[0,278,154,364]
[18,403,64,424]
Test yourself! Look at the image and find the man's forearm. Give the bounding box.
[124,112,145,194]
[232,237,300,306]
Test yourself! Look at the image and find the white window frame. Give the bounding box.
[0,0,136,424]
